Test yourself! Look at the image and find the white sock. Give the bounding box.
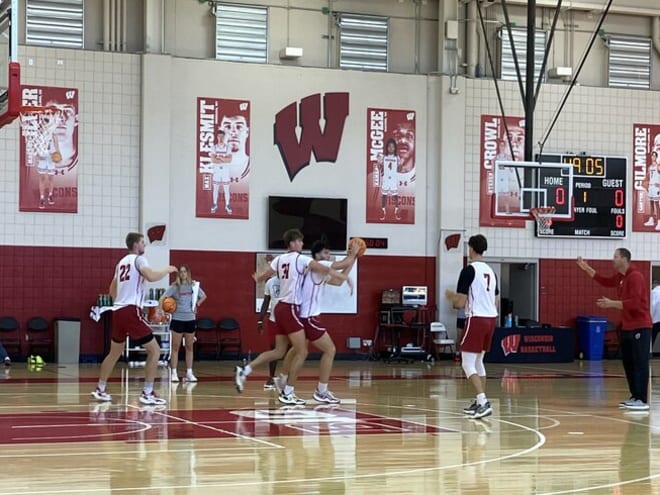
[186,368,193,376]
[97,380,107,391]
[223,184,230,205]
[244,364,252,376]
[317,382,328,393]
[284,385,294,395]
[476,392,487,406]
[143,382,154,395]
[212,183,219,205]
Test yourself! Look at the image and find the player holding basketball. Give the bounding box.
[160,264,207,383]
[577,249,652,411]
[35,133,60,209]
[91,232,177,405]
[644,152,660,229]
[378,138,401,221]
[446,234,499,420]
[209,128,232,214]
[237,229,349,405]
[274,239,357,404]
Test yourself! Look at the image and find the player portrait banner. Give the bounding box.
[19,85,79,213]
[632,123,660,232]
[479,114,525,228]
[366,108,416,224]
[196,97,250,219]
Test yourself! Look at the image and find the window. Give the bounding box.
[338,13,388,72]
[499,27,546,83]
[607,36,651,89]
[26,0,84,49]
[214,3,268,64]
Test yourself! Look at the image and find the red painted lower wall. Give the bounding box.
[539,258,651,328]
[2,246,647,361]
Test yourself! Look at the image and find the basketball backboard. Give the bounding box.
[0,0,19,127]
[493,160,574,219]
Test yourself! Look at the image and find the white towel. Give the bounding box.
[191,281,200,311]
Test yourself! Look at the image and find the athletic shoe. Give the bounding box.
[185,373,198,382]
[623,399,649,411]
[139,391,166,405]
[171,371,179,383]
[47,195,54,205]
[644,217,655,226]
[619,397,634,408]
[39,199,45,209]
[225,204,233,214]
[463,400,478,415]
[91,388,112,402]
[35,355,44,366]
[3,357,10,366]
[278,392,306,406]
[313,389,341,404]
[473,401,493,419]
[263,379,276,391]
[211,203,218,214]
[235,366,246,393]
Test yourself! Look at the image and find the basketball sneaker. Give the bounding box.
[225,204,233,214]
[644,217,655,226]
[235,366,246,393]
[4,357,10,366]
[313,389,341,404]
[211,203,218,214]
[263,378,276,390]
[39,199,45,209]
[184,372,198,382]
[623,399,649,411]
[139,391,166,406]
[171,370,179,382]
[35,355,44,366]
[278,392,306,406]
[463,400,478,415]
[91,388,112,402]
[473,401,493,419]
[47,195,54,205]
[619,396,634,408]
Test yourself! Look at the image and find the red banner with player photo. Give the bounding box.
[196,97,250,219]
[479,114,525,228]
[19,85,79,213]
[632,123,660,232]
[366,108,416,224]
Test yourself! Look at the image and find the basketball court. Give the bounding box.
[0,359,657,494]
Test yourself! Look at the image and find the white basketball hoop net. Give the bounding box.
[531,206,556,234]
[19,106,62,167]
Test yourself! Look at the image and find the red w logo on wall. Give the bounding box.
[274,93,349,181]
[501,334,521,356]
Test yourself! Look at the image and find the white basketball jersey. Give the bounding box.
[264,276,281,322]
[649,169,660,198]
[213,143,229,157]
[270,252,313,305]
[113,254,149,308]
[383,155,398,175]
[466,261,498,318]
[298,260,331,318]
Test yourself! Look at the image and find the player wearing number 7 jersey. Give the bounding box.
[91,232,177,406]
[446,234,499,420]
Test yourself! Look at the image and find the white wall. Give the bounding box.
[0,46,141,247]
[151,56,435,255]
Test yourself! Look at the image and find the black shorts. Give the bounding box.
[170,319,197,334]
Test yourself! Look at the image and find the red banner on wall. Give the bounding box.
[632,123,660,232]
[19,85,79,213]
[366,108,416,224]
[479,114,525,228]
[196,97,250,219]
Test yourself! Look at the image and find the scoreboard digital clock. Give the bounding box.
[536,153,627,238]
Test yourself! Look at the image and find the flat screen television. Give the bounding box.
[268,196,348,250]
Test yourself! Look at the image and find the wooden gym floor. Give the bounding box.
[0,358,657,494]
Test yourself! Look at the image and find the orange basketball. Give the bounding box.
[349,237,367,257]
[162,297,177,313]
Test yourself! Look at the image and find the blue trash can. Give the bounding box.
[577,316,607,360]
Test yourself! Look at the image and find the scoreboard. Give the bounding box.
[537,153,627,238]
